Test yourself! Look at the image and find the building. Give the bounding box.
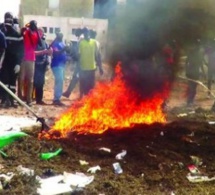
[20,0,108,57]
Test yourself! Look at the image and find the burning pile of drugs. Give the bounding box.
[40,62,169,139]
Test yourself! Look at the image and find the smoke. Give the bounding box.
[107,0,215,100]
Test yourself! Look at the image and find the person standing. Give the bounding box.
[18,20,42,106]
[0,12,13,32]
[0,14,24,108]
[13,17,20,33]
[205,40,215,98]
[185,44,205,107]
[78,27,103,98]
[90,29,102,72]
[0,30,6,68]
[0,29,7,102]
[50,32,67,106]
[62,28,83,98]
[0,30,7,69]
[34,28,51,105]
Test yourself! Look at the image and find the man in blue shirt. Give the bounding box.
[50,32,67,106]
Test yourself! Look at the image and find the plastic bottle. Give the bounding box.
[40,148,62,160]
[0,132,28,149]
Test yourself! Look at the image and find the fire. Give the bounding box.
[41,62,168,139]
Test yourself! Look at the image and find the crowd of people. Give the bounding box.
[157,39,215,109]
[0,12,103,108]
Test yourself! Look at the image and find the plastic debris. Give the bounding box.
[113,162,123,174]
[0,173,13,190]
[16,165,34,176]
[187,173,215,183]
[177,113,187,117]
[36,175,64,185]
[87,165,101,174]
[79,160,89,166]
[0,132,28,149]
[187,164,215,183]
[190,155,203,166]
[0,172,14,182]
[208,121,215,125]
[148,153,157,158]
[63,172,94,187]
[178,162,184,168]
[37,175,72,195]
[0,115,39,133]
[0,164,4,170]
[0,172,13,190]
[181,136,195,143]
[99,147,111,153]
[177,111,195,117]
[37,171,94,195]
[37,183,72,195]
[187,165,201,175]
[187,132,195,137]
[40,148,62,160]
[188,111,195,114]
[37,172,94,195]
[42,169,55,178]
[115,150,127,160]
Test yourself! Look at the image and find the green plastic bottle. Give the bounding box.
[40,148,62,160]
[0,132,28,149]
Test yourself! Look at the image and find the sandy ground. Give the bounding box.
[1,63,215,194]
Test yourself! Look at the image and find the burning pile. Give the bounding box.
[41,62,169,139]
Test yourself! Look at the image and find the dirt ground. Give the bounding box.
[1,63,215,195]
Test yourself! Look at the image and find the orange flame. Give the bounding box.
[41,62,168,139]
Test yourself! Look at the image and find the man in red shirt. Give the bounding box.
[18,20,42,106]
